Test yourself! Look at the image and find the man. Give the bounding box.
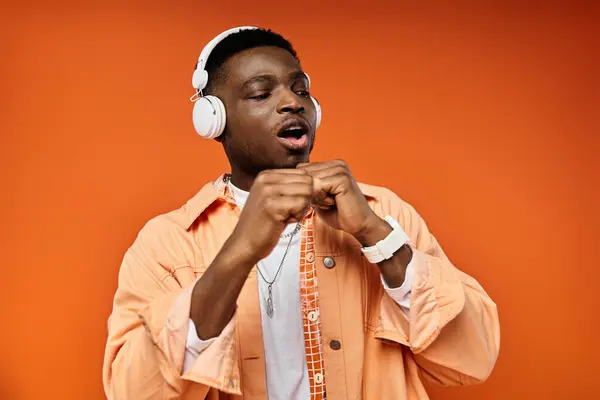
[103,26,500,399]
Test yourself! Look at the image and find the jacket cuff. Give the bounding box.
[137,280,242,395]
[381,255,414,317]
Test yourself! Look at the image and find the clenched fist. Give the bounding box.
[297,160,389,246]
[229,169,314,262]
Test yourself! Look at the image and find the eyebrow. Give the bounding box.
[241,71,308,91]
[242,75,275,90]
[289,70,309,83]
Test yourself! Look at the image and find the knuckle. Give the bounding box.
[264,197,278,213]
[263,197,272,210]
[337,166,349,175]
[261,185,272,198]
[255,172,268,184]
[294,197,309,210]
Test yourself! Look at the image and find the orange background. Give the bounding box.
[1,1,598,399]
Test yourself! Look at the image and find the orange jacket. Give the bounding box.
[103,175,500,399]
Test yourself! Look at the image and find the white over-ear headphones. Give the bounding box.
[190,26,322,139]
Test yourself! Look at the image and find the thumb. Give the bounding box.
[312,178,335,207]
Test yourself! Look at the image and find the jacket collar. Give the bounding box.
[184,174,231,229]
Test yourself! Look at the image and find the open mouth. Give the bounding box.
[277,121,310,150]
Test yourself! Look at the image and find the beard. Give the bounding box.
[222,130,316,178]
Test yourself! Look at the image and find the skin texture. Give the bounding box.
[212,46,318,191]
[190,46,412,340]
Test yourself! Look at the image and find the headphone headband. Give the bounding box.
[192,26,259,91]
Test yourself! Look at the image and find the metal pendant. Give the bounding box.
[266,285,274,318]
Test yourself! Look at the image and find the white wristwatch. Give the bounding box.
[360,215,410,264]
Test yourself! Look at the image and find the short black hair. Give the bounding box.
[202,28,299,93]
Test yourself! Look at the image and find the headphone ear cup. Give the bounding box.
[311,96,321,130]
[192,95,226,139]
[192,69,209,91]
[212,95,226,136]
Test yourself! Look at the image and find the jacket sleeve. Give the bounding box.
[102,218,241,399]
[374,191,500,387]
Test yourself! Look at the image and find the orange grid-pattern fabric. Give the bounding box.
[217,175,327,399]
[299,212,327,399]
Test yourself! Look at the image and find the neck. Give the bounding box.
[228,165,257,192]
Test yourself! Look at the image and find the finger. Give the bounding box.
[315,204,334,210]
[268,182,314,198]
[256,169,309,183]
[256,170,312,186]
[313,189,335,205]
[287,198,311,222]
[297,160,347,174]
[296,162,330,173]
[309,170,350,199]
[300,168,347,197]
[313,173,350,197]
[312,199,335,210]
[307,165,348,179]
[267,196,311,222]
[263,168,309,175]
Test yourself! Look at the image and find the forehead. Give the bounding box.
[221,46,302,86]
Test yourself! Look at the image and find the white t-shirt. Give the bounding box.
[182,182,414,399]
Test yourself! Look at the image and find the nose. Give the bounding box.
[277,88,305,115]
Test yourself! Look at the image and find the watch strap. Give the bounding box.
[361,215,410,264]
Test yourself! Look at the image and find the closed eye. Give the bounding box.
[249,93,270,101]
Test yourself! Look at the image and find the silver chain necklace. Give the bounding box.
[257,227,300,317]
[224,174,302,317]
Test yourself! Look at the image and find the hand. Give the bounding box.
[297,160,387,244]
[229,169,313,263]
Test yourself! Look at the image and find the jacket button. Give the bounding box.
[314,372,324,384]
[306,252,315,262]
[329,340,341,350]
[323,256,335,269]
